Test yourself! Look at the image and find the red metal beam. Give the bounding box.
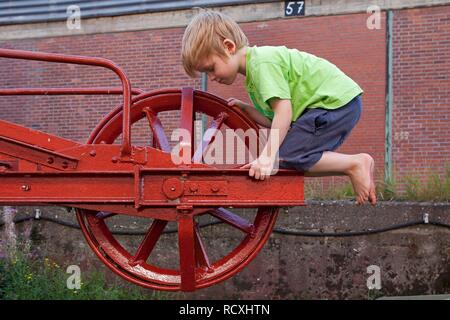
[0,167,304,208]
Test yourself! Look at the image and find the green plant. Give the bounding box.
[305,178,355,200]
[402,169,450,202]
[305,167,449,202]
[367,288,384,300]
[376,176,397,201]
[0,253,170,300]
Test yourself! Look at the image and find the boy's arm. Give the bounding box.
[262,98,292,161]
[227,99,272,128]
[241,103,273,128]
[242,98,292,180]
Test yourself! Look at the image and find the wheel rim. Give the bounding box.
[76,88,279,291]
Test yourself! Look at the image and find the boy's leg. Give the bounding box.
[307,151,376,205]
[278,95,377,205]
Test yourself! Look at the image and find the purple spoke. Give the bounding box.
[95,211,116,219]
[194,223,211,270]
[209,208,254,234]
[143,109,171,153]
[128,219,168,266]
[192,112,228,163]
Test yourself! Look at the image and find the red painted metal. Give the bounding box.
[143,108,171,152]
[0,48,305,291]
[0,48,133,157]
[192,112,228,163]
[0,87,144,96]
[180,87,195,160]
[128,219,168,267]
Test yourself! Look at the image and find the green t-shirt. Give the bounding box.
[245,45,363,121]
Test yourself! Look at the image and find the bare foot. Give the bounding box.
[346,153,375,205]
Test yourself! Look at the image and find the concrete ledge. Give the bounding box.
[378,293,450,299]
[1,201,449,299]
[1,0,449,40]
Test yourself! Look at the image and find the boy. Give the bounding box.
[181,11,376,205]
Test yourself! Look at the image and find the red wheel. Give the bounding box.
[76,88,279,291]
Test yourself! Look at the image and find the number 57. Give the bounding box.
[285,1,304,16]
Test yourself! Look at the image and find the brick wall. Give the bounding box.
[0,6,449,192]
[208,12,387,188]
[392,6,450,183]
[0,29,200,144]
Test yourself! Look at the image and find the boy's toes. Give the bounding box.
[356,195,364,205]
[356,190,370,205]
[369,188,377,205]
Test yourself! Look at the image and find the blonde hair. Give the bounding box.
[181,10,248,78]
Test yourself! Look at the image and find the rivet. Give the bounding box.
[111,156,118,163]
[21,185,31,191]
[62,161,69,169]
[47,157,54,164]
[89,150,96,157]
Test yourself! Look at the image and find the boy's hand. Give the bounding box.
[241,155,276,181]
[227,98,247,111]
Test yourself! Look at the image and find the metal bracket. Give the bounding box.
[118,146,147,165]
[0,159,18,171]
[0,135,78,170]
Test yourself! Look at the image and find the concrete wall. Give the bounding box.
[1,202,449,299]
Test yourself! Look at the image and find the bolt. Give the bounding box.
[171,187,176,191]
[47,157,54,164]
[111,156,118,163]
[189,184,198,192]
[62,161,69,169]
[89,150,96,157]
[211,185,219,193]
[21,185,31,191]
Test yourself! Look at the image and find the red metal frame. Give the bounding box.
[0,48,305,291]
[0,48,133,157]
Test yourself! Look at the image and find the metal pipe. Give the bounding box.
[201,72,208,136]
[385,10,394,183]
[0,48,133,156]
[0,87,144,95]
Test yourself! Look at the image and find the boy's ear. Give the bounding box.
[223,39,236,55]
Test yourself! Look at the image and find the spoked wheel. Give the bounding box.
[76,88,279,291]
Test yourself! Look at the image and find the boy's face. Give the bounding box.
[196,40,240,85]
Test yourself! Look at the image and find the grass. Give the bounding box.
[305,168,450,202]
[0,252,171,300]
[403,170,450,202]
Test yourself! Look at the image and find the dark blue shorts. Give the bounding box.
[278,95,362,171]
